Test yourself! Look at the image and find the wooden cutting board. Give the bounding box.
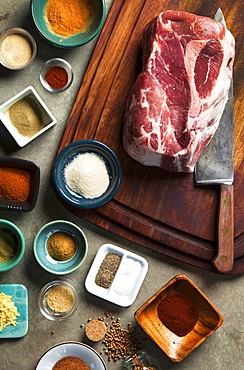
[57,0,244,274]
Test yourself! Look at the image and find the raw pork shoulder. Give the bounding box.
[123,10,235,173]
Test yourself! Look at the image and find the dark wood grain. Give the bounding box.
[57,0,244,274]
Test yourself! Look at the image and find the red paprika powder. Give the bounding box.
[52,355,90,370]
[157,293,199,336]
[0,167,31,202]
[45,66,68,89]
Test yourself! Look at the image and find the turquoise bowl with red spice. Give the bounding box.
[31,0,106,48]
[135,274,224,362]
[0,157,40,212]
[0,219,25,272]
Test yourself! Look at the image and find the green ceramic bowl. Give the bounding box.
[0,220,25,272]
[30,0,106,48]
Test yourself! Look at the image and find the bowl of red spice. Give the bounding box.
[135,274,224,362]
[0,157,40,212]
[35,341,107,370]
[40,58,74,93]
[31,0,106,48]
[0,219,25,272]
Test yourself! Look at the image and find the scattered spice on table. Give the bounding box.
[64,152,110,199]
[52,355,90,370]
[0,292,20,331]
[85,319,107,341]
[8,96,44,137]
[45,66,68,89]
[157,293,199,336]
[47,285,74,312]
[0,167,31,201]
[46,0,93,37]
[0,227,18,262]
[95,253,122,288]
[1,34,32,67]
[47,231,77,261]
[102,317,142,361]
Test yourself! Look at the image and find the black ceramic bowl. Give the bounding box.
[0,157,40,212]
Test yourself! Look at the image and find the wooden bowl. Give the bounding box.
[135,274,223,362]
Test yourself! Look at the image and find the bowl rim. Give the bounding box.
[35,341,107,369]
[52,139,122,209]
[30,0,106,48]
[0,27,37,70]
[33,220,88,274]
[0,219,25,271]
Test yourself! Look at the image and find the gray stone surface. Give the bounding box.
[0,1,243,369]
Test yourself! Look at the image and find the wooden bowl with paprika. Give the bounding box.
[0,157,40,212]
[135,274,224,362]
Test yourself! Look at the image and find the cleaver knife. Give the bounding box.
[195,9,234,273]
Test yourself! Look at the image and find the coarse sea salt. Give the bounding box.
[113,257,141,297]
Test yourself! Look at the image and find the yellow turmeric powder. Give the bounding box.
[46,0,93,37]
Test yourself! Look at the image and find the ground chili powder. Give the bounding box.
[45,66,68,89]
[52,355,90,370]
[157,293,199,336]
[0,167,31,201]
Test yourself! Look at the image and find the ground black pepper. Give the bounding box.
[95,253,122,288]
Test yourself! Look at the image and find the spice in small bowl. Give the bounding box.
[0,27,37,70]
[0,157,40,212]
[47,231,77,261]
[0,86,57,148]
[40,58,73,93]
[38,280,78,321]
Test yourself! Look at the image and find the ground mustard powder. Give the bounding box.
[47,285,74,312]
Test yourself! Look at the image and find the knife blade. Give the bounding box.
[195,9,234,273]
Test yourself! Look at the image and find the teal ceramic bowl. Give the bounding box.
[0,220,25,272]
[30,0,106,48]
[33,220,88,274]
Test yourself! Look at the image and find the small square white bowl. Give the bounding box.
[0,86,56,147]
[85,244,148,307]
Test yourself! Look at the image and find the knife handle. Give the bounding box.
[213,184,234,273]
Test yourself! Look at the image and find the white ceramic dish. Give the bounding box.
[0,86,56,147]
[85,244,148,307]
[35,341,107,370]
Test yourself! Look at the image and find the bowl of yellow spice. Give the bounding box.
[31,0,106,48]
[38,280,78,321]
[33,220,88,275]
[0,220,25,272]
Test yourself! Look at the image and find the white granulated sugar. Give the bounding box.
[64,152,110,199]
[113,258,141,297]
